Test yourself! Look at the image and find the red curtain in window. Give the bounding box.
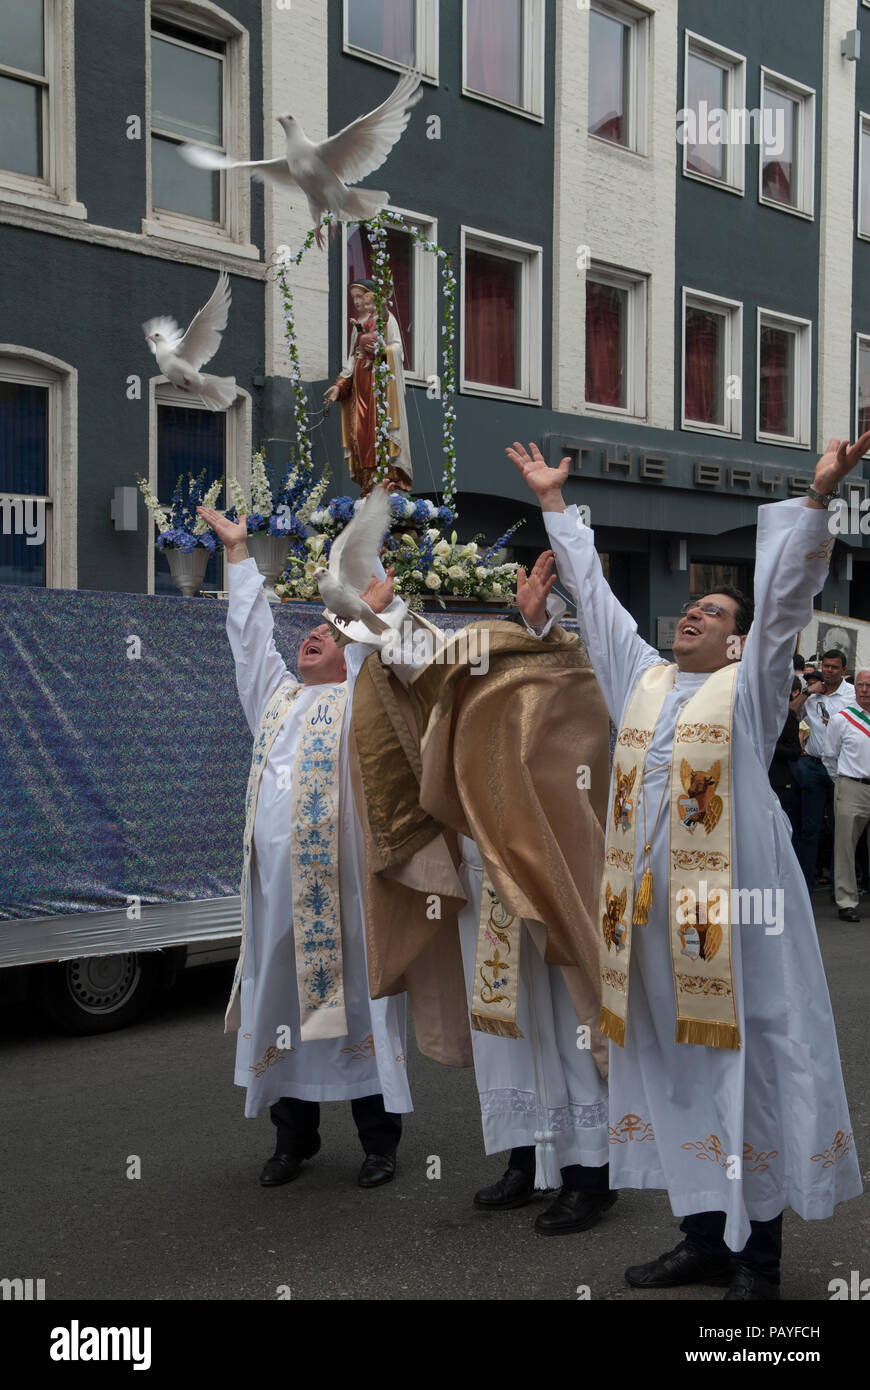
[465,0,522,106]
[585,281,623,406]
[762,158,793,204]
[685,309,719,423]
[345,226,413,367]
[464,250,517,389]
[760,329,790,434]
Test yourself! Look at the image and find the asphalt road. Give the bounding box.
[1,896,867,1302]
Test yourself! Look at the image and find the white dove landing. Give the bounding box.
[143,269,236,411]
[316,488,395,640]
[179,71,423,249]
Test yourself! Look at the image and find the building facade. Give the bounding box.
[4,0,870,648]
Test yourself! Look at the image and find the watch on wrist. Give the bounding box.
[806,485,839,506]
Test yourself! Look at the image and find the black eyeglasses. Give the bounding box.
[680,601,731,619]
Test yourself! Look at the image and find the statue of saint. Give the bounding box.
[323,278,412,496]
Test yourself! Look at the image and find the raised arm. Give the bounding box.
[198,506,294,736]
[507,442,661,722]
[737,433,870,766]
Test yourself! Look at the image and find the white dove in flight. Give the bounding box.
[143,269,236,411]
[316,487,393,636]
[179,70,423,249]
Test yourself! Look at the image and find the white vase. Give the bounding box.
[165,546,210,597]
[247,531,292,603]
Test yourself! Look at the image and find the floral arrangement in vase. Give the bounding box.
[226,450,330,542]
[385,521,525,608]
[136,470,224,553]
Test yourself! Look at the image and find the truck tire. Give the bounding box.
[36,953,158,1035]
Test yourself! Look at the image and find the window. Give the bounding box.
[759,68,814,217]
[681,289,742,436]
[146,4,252,252]
[147,379,250,594]
[155,403,226,595]
[855,335,870,447]
[343,0,438,80]
[343,211,438,383]
[463,0,545,120]
[0,0,81,215]
[689,560,752,598]
[588,0,649,154]
[461,229,542,402]
[682,32,746,194]
[756,310,811,447]
[585,266,647,418]
[0,350,76,589]
[858,114,870,239]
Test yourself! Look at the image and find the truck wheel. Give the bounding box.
[36,953,157,1035]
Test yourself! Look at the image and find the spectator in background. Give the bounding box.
[769,678,803,841]
[822,670,870,922]
[791,650,855,890]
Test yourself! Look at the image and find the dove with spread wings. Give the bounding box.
[315,486,394,638]
[143,269,235,411]
[179,70,423,249]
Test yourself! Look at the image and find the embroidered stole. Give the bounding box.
[842,706,870,740]
[291,686,349,1041]
[237,679,349,1044]
[470,868,523,1038]
[599,663,740,1051]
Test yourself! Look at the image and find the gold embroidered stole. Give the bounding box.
[470,868,523,1038]
[599,663,740,1051]
[291,685,349,1041]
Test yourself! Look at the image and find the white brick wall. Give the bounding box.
[553,0,678,428]
[817,0,858,447]
[263,0,329,382]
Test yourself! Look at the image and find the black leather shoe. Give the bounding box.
[358,1152,396,1188]
[838,907,860,922]
[259,1135,320,1187]
[625,1240,733,1288]
[473,1167,535,1211]
[723,1267,781,1301]
[533,1187,617,1235]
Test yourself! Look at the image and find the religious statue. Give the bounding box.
[323,278,412,496]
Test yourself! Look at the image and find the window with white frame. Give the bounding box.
[682,32,746,194]
[682,289,742,435]
[343,211,438,383]
[0,355,64,588]
[343,0,438,80]
[461,229,542,402]
[147,4,250,247]
[759,68,814,217]
[588,0,649,154]
[858,114,870,239]
[585,266,647,418]
[756,310,811,447]
[463,0,545,121]
[855,334,870,446]
[0,0,79,211]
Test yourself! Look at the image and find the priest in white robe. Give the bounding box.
[508,435,864,1300]
[199,504,412,1190]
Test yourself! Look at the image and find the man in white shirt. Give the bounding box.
[822,670,870,922]
[791,651,855,890]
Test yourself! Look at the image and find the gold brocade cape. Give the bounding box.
[349,620,612,1078]
[599,662,740,1051]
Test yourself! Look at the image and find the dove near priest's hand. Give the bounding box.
[178,70,423,250]
[143,269,236,411]
[315,485,396,637]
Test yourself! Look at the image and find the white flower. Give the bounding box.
[426,527,441,540]
[491,584,502,596]
[433,540,451,557]
[425,572,441,590]
[307,535,326,558]
[447,565,464,580]
[304,560,317,577]
[462,543,478,557]
[411,570,424,581]
[475,566,489,579]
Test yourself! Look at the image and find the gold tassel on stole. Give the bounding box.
[632,868,653,924]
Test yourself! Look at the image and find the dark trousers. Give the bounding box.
[510,1145,610,1192]
[774,782,801,843]
[792,756,833,889]
[681,1210,783,1285]
[270,1094,402,1158]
